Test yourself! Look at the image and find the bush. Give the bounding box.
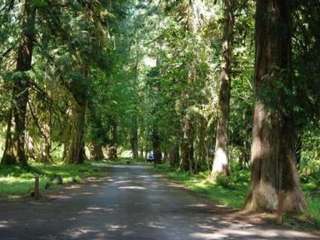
[215,174,235,189]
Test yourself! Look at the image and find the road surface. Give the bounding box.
[0,165,318,240]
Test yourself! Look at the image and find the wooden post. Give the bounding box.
[34,175,40,200]
[276,191,285,224]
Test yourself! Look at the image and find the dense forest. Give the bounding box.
[1,0,320,218]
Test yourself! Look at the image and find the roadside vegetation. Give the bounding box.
[0,161,108,198]
[154,164,320,229]
[0,157,150,198]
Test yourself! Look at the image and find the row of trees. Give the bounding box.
[124,0,319,213]
[1,0,319,213]
[0,0,130,165]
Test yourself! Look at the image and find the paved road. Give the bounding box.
[0,165,318,240]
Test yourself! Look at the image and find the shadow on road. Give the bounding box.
[0,165,318,240]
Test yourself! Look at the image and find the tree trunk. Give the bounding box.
[295,135,302,167]
[169,144,180,168]
[110,120,118,147]
[139,145,144,159]
[152,127,162,164]
[2,0,36,165]
[90,142,104,161]
[197,117,207,171]
[239,145,250,170]
[65,63,89,164]
[211,0,234,177]
[66,100,87,164]
[180,115,194,172]
[180,142,189,171]
[245,0,306,213]
[108,120,118,160]
[130,119,139,159]
[40,120,52,163]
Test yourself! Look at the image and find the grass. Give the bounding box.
[0,161,109,199]
[154,164,249,209]
[153,163,320,229]
[304,194,320,227]
[0,157,147,199]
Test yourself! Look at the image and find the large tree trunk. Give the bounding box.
[211,0,234,177]
[87,101,105,161]
[66,100,87,164]
[245,0,306,213]
[2,0,36,165]
[28,100,52,163]
[65,63,89,164]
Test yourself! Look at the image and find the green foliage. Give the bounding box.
[300,126,320,176]
[32,0,48,8]
[215,174,235,189]
[306,194,320,227]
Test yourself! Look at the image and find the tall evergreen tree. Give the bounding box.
[2,0,36,165]
[211,0,235,177]
[245,0,306,212]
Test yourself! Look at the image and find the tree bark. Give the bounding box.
[28,101,52,163]
[87,100,106,161]
[40,118,52,163]
[65,64,88,164]
[139,145,144,159]
[130,118,139,159]
[107,120,118,160]
[245,0,306,213]
[152,127,162,164]
[197,117,208,171]
[110,120,118,147]
[66,99,87,164]
[211,0,234,177]
[90,141,104,161]
[2,0,36,165]
[180,115,194,172]
[169,144,180,168]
